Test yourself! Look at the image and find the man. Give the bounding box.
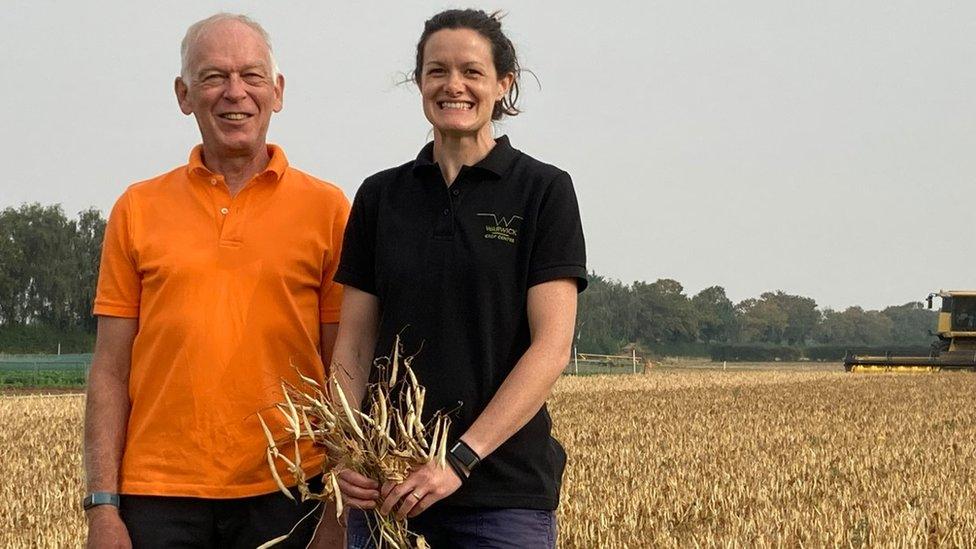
[84,13,347,548]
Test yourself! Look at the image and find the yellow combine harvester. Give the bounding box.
[844,290,976,372]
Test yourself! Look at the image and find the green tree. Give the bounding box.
[691,286,734,343]
[735,291,819,345]
[769,292,820,345]
[0,208,26,325]
[814,306,892,345]
[0,203,105,332]
[576,273,634,353]
[734,296,787,343]
[70,208,106,332]
[633,278,697,345]
[19,204,78,328]
[882,302,937,344]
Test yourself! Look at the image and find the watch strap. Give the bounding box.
[83,492,120,510]
[445,453,469,482]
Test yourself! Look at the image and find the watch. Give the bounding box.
[83,492,120,511]
[448,440,481,472]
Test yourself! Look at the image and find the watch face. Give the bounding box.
[450,442,479,469]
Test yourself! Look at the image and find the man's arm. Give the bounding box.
[310,322,342,549]
[311,294,379,548]
[84,315,138,548]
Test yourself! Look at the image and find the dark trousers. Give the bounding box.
[346,507,557,549]
[120,477,323,549]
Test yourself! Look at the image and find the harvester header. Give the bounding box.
[844,290,976,372]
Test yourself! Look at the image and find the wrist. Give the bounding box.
[458,436,488,460]
[448,439,482,479]
[445,453,469,482]
[83,492,121,513]
[85,504,121,521]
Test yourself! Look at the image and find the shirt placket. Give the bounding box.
[433,168,471,240]
[206,174,249,247]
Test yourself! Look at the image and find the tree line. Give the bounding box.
[0,203,937,355]
[577,274,936,355]
[0,204,105,352]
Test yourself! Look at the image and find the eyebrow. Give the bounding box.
[196,64,268,76]
[423,60,487,68]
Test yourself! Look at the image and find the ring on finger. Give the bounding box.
[411,492,422,501]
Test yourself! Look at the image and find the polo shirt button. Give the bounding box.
[220,207,229,215]
[442,208,450,216]
[210,178,217,185]
[452,189,459,196]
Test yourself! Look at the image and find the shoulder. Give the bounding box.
[506,148,574,197]
[351,159,416,205]
[512,150,567,181]
[363,159,416,190]
[116,164,189,205]
[283,166,349,207]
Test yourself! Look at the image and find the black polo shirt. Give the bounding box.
[335,135,586,510]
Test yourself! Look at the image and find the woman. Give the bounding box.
[332,9,586,548]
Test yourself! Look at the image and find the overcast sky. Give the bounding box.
[2,1,973,310]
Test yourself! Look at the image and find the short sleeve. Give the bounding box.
[528,171,588,292]
[93,192,141,317]
[319,192,351,323]
[334,181,378,295]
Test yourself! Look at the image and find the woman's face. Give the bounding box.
[419,28,513,137]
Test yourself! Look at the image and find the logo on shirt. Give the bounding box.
[477,213,523,244]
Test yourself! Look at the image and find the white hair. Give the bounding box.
[180,13,280,83]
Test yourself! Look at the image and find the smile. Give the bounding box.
[219,113,252,120]
[438,101,473,111]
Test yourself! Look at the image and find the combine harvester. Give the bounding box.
[844,290,976,372]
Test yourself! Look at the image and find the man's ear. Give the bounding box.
[273,73,285,113]
[175,76,193,115]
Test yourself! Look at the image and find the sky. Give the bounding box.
[2,1,974,311]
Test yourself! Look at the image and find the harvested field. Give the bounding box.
[4,367,976,547]
[552,367,976,547]
[1,394,85,548]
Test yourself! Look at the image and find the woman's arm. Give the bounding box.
[460,278,576,457]
[380,278,578,519]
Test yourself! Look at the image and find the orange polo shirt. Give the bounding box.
[94,145,348,498]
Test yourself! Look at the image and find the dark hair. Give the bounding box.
[414,9,521,120]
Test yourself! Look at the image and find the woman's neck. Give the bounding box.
[432,126,496,186]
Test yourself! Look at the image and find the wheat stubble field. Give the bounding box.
[3,366,976,547]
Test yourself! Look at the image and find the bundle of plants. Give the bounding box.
[258,336,451,549]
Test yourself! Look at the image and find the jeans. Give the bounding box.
[346,507,557,549]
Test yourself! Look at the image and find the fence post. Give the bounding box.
[632,348,637,374]
[573,345,578,375]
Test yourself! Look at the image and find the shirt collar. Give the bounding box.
[187,144,289,183]
[412,135,517,179]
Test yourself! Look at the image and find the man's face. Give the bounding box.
[175,20,283,158]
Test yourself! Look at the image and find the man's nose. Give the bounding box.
[223,74,248,102]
